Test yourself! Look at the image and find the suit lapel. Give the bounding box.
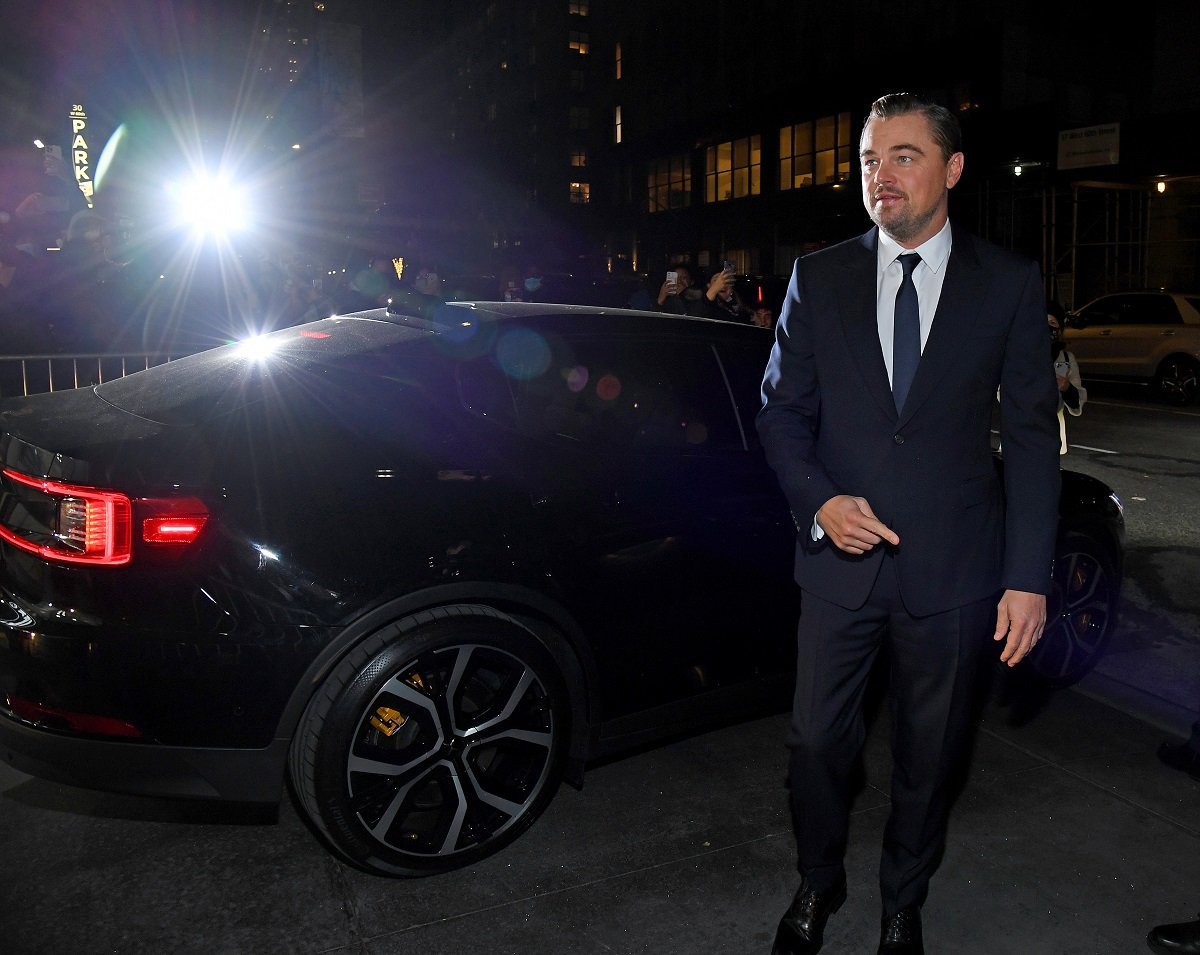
[897,226,986,423]
[839,229,896,418]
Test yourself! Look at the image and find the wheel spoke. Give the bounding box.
[461,667,539,737]
[365,758,454,839]
[1034,543,1115,683]
[461,766,530,818]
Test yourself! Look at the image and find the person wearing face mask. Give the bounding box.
[1048,300,1086,455]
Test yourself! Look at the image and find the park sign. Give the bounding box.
[69,104,94,208]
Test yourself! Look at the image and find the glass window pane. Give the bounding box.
[816,115,835,151]
[733,167,748,198]
[717,141,732,172]
[795,121,812,154]
[795,154,813,188]
[734,138,749,168]
[717,170,732,201]
[816,150,834,185]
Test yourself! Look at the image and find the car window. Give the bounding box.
[1080,294,1181,326]
[1125,295,1182,325]
[457,333,744,453]
[714,341,774,451]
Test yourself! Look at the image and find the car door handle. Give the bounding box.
[1161,329,1177,336]
[1098,329,1112,336]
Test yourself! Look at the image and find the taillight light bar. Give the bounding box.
[6,693,143,738]
[0,467,208,566]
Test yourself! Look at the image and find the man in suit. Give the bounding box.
[758,93,1061,954]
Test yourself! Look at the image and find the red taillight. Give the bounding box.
[6,693,143,738]
[0,468,132,565]
[0,468,209,565]
[139,498,209,545]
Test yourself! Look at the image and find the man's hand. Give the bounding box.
[815,495,899,555]
[994,589,1047,666]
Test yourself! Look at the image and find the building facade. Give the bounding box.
[371,0,1199,308]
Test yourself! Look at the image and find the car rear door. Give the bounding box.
[1068,293,1184,378]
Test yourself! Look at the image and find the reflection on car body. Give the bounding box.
[0,301,1124,876]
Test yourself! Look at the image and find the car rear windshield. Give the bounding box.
[95,317,431,425]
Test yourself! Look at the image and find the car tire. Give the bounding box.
[1154,356,1200,405]
[288,606,570,877]
[1026,531,1120,687]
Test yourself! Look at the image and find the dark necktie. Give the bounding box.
[892,252,921,413]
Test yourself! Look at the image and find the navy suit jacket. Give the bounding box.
[757,225,1061,616]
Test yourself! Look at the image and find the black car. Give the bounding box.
[0,302,1124,876]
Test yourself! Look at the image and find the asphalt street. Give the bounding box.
[0,389,1196,955]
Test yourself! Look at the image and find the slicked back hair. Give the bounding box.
[862,93,963,163]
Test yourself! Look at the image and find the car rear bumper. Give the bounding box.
[0,709,289,803]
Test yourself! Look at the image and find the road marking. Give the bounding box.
[1070,444,1119,454]
[1088,398,1200,418]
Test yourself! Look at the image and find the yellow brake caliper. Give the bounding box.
[369,671,426,736]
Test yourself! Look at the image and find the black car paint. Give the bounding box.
[0,307,799,803]
[0,303,1123,831]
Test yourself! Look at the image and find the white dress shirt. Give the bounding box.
[875,220,953,386]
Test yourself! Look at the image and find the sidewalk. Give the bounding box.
[1,679,1197,954]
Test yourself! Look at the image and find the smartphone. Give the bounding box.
[722,260,735,274]
[666,270,678,292]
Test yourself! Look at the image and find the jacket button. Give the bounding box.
[893,434,905,444]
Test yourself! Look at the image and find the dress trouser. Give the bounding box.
[787,551,993,916]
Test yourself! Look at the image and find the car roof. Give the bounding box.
[379,299,771,341]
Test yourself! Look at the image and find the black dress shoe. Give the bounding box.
[771,877,847,955]
[1158,741,1200,782]
[878,907,923,954]
[1147,913,1200,954]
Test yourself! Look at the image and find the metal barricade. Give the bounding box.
[0,353,187,399]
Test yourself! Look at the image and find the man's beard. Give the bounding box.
[869,198,938,244]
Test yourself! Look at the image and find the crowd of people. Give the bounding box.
[2,213,779,362]
[3,144,778,360]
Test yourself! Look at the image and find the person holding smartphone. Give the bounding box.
[655,262,740,318]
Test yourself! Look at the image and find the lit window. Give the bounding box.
[569,106,590,130]
[614,105,622,144]
[780,112,852,190]
[569,1,589,14]
[615,42,622,80]
[569,31,589,54]
[647,155,692,213]
[705,136,761,203]
[571,150,588,167]
[570,181,591,204]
